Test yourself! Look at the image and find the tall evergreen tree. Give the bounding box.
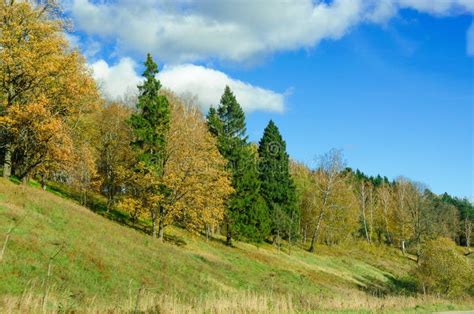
[258,120,298,244]
[129,53,170,238]
[207,86,270,245]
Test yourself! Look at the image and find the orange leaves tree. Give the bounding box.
[161,93,233,235]
[0,99,72,183]
[0,0,99,181]
[119,91,233,239]
[95,102,135,210]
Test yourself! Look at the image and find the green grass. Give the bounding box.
[0,178,472,313]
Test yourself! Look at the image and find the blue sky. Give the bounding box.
[64,0,473,198]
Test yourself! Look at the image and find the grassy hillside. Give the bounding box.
[0,179,472,313]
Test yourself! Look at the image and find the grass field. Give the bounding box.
[0,178,472,313]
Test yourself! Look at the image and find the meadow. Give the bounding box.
[1,179,472,313]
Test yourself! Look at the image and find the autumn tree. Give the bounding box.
[391,177,414,254]
[441,194,473,248]
[290,160,312,245]
[0,0,99,182]
[414,237,473,297]
[128,54,170,239]
[355,180,374,243]
[377,182,395,244]
[304,149,357,252]
[95,102,135,210]
[160,92,233,236]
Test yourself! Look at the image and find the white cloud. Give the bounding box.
[467,21,474,56]
[158,64,285,113]
[89,59,285,112]
[396,0,474,15]
[66,0,474,64]
[90,58,141,100]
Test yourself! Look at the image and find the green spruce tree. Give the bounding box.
[207,86,270,245]
[258,120,298,246]
[129,53,170,239]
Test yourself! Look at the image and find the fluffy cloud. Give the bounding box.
[66,0,474,63]
[90,58,141,100]
[396,0,474,15]
[90,59,285,112]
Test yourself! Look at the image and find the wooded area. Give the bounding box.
[0,0,472,299]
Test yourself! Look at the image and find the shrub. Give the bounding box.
[413,238,473,297]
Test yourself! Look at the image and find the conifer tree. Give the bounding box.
[207,86,270,245]
[130,54,170,172]
[129,54,170,239]
[258,120,298,245]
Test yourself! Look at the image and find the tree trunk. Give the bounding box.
[2,144,12,179]
[288,226,292,255]
[151,210,157,238]
[415,233,422,263]
[226,223,232,246]
[308,230,317,253]
[465,219,472,249]
[41,175,47,190]
[156,206,165,241]
[106,195,114,213]
[21,175,28,186]
[309,209,325,253]
[303,225,307,245]
[158,219,164,241]
[401,240,406,255]
[361,204,370,243]
[205,224,210,241]
[276,229,281,252]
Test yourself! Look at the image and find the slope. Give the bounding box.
[0,179,470,313]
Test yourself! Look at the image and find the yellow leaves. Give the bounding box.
[155,91,233,232]
[1,98,73,178]
[414,237,473,297]
[0,0,100,181]
[118,197,144,219]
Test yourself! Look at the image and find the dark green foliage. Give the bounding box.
[349,168,391,187]
[207,86,270,243]
[258,120,298,240]
[228,145,270,242]
[129,54,170,174]
[441,193,474,246]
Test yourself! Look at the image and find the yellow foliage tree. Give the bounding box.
[0,98,72,184]
[159,92,233,237]
[119,92,233,239]
[0,0,99,180]
[414,237,473,297]
[95,102,135,210]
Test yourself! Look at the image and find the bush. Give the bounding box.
[413,238,473,297]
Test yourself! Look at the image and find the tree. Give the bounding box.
[207,86,269,245]
[129,54,170,239]
[377,182,395,244]
[159,92,233,236]
[290,160,312,245]
[306,149,357,252]
[119,92,233,239]
[391,177,414,254]
[96,102,135,210]
[0,0,98,180]
[413,238,473,297]
[258,120,298,246]
[441,194,474,248]
[355,180,373,243]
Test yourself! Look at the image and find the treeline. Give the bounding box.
[292,158,473,257]
[1,1,473,257]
